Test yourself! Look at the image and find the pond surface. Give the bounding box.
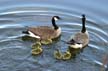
[0,0,108,71]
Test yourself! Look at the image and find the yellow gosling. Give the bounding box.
[54,49,62,60]
[32,42,41,49]
[31,42,43,55]
[62,50,71,60]
[31,46,43,55]
[41,39,52,45]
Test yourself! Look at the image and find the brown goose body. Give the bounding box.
[22,16,61,40]
[70,31,89,48]
[68,14,89,49]
[28,26,61,40]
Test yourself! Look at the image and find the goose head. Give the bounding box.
[52,16,61,30]
[53,16,61,21]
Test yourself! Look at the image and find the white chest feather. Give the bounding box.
[56,27,61,36]
[69,43,83,49]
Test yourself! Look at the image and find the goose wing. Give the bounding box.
[28,26,55,39]
[73,32,89,46]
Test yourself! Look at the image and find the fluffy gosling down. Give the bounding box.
[67,14,89,49]
[40,39,52,45]
[62,50,71,60]
[22,16,61,44]
[31,42,43,55]
[54,49,62,60]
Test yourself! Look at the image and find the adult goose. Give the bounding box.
[22,16,61,43]
[67,14,89,49]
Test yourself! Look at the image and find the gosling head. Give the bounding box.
[32,42,41,49]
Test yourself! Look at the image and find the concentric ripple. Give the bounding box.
[0,4,108,71]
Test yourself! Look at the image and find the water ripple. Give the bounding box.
[0,5,108,71]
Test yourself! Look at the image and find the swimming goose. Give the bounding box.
[22,16,61,43]
[68,14,89,49]
[31,42,43,55]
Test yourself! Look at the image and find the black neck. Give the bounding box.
[52,18,59,30]
[81,15,86,33]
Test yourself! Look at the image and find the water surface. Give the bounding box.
[0,0,108,71]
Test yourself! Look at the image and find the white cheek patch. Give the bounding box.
[28,31,40,39]
[54,17,58,21]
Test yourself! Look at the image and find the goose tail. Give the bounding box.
[22,30,29,34]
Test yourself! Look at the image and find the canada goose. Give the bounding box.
[54,49,62,60]
[62,49,71,60]
[67,14,89,49]
[31,42,43,55]
[22,16,61,43]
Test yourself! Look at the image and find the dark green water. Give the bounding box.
[0,0,108,71]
